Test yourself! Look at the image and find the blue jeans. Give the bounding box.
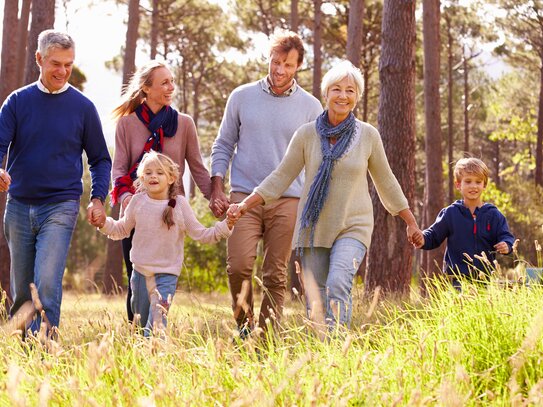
[130,270,177,336]
[4,196,79,332]
[301,238,366,329]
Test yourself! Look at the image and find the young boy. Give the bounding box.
[416,158,515,286]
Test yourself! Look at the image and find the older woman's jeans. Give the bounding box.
[301,238,366,329]
[130,270,177,337]
[4,196,79,333]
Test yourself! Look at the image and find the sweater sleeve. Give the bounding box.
[366,126,409,215]
[99,196,138,240]
[495,211,515,253]
[254,127,306,203]
[112,117,134,204]
[182,115,212,200]
[210,91,240,177]
[0,92,16,163]
[179,196,231,242]
[422,207,450,250]
[82,102,112,201]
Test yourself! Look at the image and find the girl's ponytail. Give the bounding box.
[162,183,178,229]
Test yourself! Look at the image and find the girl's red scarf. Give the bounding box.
[110,102,178,205]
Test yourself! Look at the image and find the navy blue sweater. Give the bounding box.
[422,200,515,277]
[0,83,111,204]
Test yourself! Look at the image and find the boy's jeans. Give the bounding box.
[4,196,79,332]
[301,238,366,329]
[130,270,177,336]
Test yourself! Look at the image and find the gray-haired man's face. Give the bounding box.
[36,47,75,92]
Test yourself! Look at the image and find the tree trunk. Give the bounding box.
[291,0,299,32]
[0,0,19,103]
[0,1,20,306]
[365,0,416,298]
[362,68,369,121]
[150,0,159,59]
[105,0,141,293]
[24,0,55,85]
[462,45,469,154]
[446,15,454,202]
[536,63,543,187]
[421,0,444,295]
[346,0,365,67]
[312,0,322,101]
[16,0,32,89]
[122,0,140,86]
[103,205,124,294]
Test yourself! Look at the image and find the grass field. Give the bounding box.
[1,281,543,406]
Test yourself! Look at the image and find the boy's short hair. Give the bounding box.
[454,157,490,186]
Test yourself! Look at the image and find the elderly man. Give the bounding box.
[210,29,322,336]
[0,30,111,334]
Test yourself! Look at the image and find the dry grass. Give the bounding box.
[1,281,542,406]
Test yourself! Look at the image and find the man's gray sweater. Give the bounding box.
[211,79,322,197]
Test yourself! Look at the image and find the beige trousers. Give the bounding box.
[227,192,299,330]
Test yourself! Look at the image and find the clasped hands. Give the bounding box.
[225,202,247,229]
[407,225,424,249]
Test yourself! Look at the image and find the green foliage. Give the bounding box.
[180,193,228,293]
[68,65,87,91]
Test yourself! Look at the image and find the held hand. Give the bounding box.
[87,199,106,228]
[226,216,236,230]
[0,169,11,192]
[227,202,247,222]
[209,177,230,218]
[92,208,106,228]
[407,225,425,249]
[209,190,230,218]
[494,241,509,255]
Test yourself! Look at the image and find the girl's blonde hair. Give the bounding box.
[112,60,169,120]
[135,151,180,229]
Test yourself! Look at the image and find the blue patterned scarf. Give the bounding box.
[298,111,357,249]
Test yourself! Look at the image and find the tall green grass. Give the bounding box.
[1,281,542,406]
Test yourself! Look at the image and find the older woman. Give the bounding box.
[111,60,229,322]
[228,60,421,330]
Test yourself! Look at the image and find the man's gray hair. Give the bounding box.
[37,30,75,57]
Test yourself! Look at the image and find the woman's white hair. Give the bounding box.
[321,60,364,101]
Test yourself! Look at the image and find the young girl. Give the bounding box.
[96,151,233,336]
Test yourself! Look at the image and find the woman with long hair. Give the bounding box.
[111,61,229,322]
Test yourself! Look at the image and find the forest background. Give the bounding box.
[0,0,542,301]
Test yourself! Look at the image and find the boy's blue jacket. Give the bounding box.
[422,200,515,277]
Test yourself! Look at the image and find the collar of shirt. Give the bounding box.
[37,79,70,94]
[261,77,298,97]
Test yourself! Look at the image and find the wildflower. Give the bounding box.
[463,253,473,262]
